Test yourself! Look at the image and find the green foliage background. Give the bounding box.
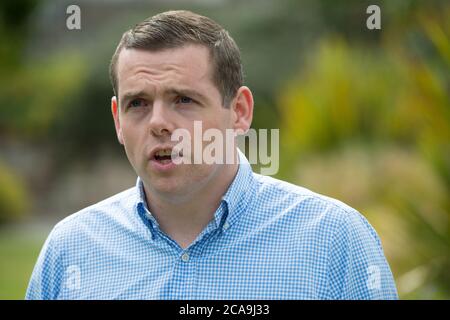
[0,0,448,299]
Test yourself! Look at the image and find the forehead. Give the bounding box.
[116,44,217,95]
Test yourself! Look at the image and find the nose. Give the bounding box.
[148,100,173,137]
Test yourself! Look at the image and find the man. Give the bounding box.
[26,10,398,299]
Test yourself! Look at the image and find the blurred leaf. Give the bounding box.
[0,161,28,224]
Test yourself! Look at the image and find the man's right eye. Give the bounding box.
[128,99,146,108]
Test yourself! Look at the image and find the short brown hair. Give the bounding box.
[109,10,243,107]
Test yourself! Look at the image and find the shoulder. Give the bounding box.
[251,173,381,244]
[253,172,353,209]
[25,187,139,299]
[250,175,396,299]
[252,173,360,217]
[49,186,137,245]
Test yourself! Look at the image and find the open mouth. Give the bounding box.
[152,148,183,164]
[154,149,173,164]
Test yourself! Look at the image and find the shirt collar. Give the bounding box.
[217,148,255,229]
[134,148,255,235]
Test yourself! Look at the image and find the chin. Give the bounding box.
[151,179,181,193]
[155,178,192,195]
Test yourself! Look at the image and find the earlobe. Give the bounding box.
[111,96,124,145]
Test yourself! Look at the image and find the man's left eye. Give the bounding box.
[177,96,193,104]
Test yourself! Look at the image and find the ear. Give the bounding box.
[111,96,124,145]
[231,86,254,134]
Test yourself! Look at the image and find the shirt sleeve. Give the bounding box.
[25,227,64,300]
[326,208,399,300]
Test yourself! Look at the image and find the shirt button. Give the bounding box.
[223,222,230,230]
[181,253,189,262]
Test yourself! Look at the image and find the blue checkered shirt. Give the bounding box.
[26,151,398,299]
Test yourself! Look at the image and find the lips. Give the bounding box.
[154,149,172,163]
[149,146,183,163]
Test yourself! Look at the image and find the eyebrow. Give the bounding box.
[119,88,209,108]
[166,88,208,103]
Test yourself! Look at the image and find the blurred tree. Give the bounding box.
[0,0,38,71]
[0,161,28,224]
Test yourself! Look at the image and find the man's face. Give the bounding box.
[112,44,237,200]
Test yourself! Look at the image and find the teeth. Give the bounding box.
[155,149,172,157]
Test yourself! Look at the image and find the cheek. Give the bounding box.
[203,113,231,132]
[121,118,145,140]
[121,125,145,157]
[182,163,220,185]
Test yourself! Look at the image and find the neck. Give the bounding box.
[143,162,239,249]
